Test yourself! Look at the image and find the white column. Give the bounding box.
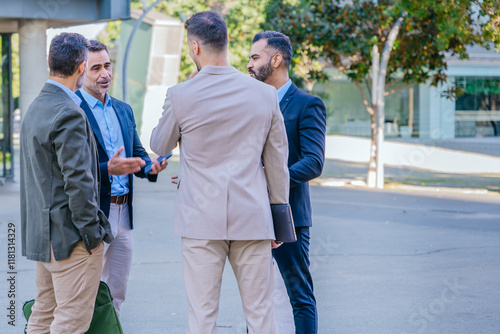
[438,81,456,139]
[418,82,455,139]
[19,19,48,119]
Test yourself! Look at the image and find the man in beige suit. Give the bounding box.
[150,11,289,334]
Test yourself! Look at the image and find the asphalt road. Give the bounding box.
[1,171,500,333]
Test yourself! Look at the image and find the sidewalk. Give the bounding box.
[325,135,500,174]
[318,159,500,195]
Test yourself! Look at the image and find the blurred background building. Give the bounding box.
[316,46,500,140]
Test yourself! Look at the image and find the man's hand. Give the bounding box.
[108,146,145,176]
[171,175,178,185]
[271,240,282,249]
[148,156,168,175]
[90,243,101,254]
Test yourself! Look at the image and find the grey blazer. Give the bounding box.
[151,66,289,240]
[20,83,112,262]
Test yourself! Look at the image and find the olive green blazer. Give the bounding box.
[20,83,112,262]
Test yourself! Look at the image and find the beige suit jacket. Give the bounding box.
[151,66,289,240]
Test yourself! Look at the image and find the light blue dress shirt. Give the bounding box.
[47,79,82,106]
[277,79,292,103]
[79,89,129,196]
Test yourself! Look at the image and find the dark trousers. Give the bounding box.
[273,227,318,334]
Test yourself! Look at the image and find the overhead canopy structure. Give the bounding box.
[0,0,130,33]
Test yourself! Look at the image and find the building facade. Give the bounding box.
[316,45,500,139]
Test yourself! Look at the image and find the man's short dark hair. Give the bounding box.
[184,11,228,52]
[48,32,89,77]
[88,39,108,53]
[253,31,293,69]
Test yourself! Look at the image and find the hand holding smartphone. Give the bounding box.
[144,152,172,174]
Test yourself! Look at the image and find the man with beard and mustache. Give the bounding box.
[76,40,167,316]
[247,31,327,334]
[21,33,113,333]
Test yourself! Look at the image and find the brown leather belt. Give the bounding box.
[110,194,128,205]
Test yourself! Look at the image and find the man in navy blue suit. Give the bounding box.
[248,31,327,333]
[76,40,167,315]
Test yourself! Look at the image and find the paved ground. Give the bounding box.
[1,156,500,333]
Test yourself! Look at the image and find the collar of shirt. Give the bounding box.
[276,79,292,103]
[78,88,112,109]
[47,79,82,106]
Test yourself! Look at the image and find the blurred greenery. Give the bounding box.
[262,0,500,102]
[99,0,268,82]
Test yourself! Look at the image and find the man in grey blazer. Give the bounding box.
[150,11,290,334]
[20,33,112,334]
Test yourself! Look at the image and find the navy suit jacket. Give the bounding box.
[76,90,157,229]
[280,83,326,227]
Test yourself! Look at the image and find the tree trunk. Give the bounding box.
[366,12,407,188]
[367,111,378,187]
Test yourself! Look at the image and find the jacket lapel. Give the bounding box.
[75,90,108,158]
[279,83,297,114]
[111,98,132,158]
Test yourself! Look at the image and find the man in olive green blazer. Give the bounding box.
[20,33,112,334]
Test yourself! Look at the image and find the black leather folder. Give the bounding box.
[271,204,297,243]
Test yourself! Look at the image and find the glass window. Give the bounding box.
[456,76,500,111]
[454,76,500,137]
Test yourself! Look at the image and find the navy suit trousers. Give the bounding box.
[273,227,318,333]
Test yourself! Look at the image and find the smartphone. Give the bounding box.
[144,152,172,174]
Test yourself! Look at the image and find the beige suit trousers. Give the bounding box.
[27,241,104,334]
[102,202,133,316]
[182,238,278,334]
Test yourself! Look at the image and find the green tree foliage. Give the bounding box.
[98,20,122,50]
[263,0,500,186]
[103,0,267,81]
[264,0,500,109]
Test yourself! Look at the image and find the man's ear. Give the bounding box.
[77,61,86,74]
[272,54,283,69]
[192,40,200,55]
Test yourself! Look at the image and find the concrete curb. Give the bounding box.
[312,177,500,196]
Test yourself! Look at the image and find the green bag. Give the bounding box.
[23,281,123,334]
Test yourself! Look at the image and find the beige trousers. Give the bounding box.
[182,238,278,334]
[102,202,132,316]
[27,241,104,334]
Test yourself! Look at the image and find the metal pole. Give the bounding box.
[122,0,163,103]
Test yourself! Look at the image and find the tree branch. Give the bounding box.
[385,82,414,96]
[366,75,372,102]
[385,69,410,91]
[354,80,375,115]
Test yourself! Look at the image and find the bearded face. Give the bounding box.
[249,57,274,83]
